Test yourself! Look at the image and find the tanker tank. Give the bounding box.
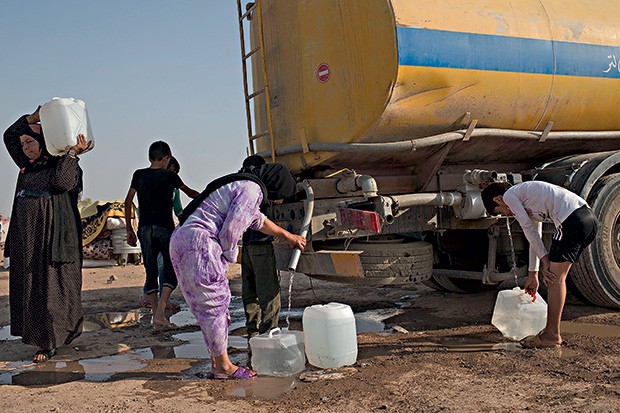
[251,0,620,175]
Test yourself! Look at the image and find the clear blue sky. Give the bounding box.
[0,1,251,216]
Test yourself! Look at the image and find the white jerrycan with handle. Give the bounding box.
[303,302,358,368]
[39,97,95,156]
[249,327,306,377]
[492,287,547,341]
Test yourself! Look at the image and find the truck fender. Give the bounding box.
[533,150,620,198]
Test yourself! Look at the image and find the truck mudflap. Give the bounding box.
[274,240,433,285]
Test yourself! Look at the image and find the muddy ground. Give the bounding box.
[0,263,619,412]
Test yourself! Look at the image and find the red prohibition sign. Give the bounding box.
[316,63,330,83]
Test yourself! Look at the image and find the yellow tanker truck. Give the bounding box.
[237,0,620,308]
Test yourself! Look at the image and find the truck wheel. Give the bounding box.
[349,241,433,284]
[571,174,620,308]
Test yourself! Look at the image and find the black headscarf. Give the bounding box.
[240,154,266,170]
[252,163,297,201]
[178,163,297,226]
[19,123,55,173]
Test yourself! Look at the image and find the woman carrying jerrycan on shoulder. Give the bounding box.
[4,105,91,363]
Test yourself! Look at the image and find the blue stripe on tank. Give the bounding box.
[397,27,620,79]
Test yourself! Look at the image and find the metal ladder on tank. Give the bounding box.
[236,0,276,161]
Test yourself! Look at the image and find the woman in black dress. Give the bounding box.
[3,106,90,363]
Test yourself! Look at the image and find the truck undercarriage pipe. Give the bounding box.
[392,192,462,208]
[336,174,378,196]
[256,129,620,157]
[288,180,314,271]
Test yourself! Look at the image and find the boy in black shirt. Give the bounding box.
[239,155,282,337]
[124,141,199,328]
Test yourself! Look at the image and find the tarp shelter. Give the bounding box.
[79,200,140,266]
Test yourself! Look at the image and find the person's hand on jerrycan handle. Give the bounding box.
[25,106,41,124]
[524,270,540,301]
[69,134,92,155]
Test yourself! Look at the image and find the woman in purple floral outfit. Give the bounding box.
[170,164,306,379]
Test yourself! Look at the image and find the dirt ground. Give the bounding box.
[0,263,619,412]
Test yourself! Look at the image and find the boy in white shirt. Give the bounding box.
[482,181,598,348]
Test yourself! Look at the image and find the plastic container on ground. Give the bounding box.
[110,228,141,265]
[39,97,95,156]
[491,287,548,341]
[249,327,306,377]
[302,302,357,369]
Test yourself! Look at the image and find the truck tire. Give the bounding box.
[571,174,620,308]
[349,241,433,284]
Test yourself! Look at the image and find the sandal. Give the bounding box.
[33,348,56,363]
[520,332,562,349]
[207,366,257,380]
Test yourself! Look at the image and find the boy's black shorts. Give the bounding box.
[549,206,598,263]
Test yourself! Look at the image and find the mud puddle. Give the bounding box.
[228,376,298,399]
[0,303,396,388]
[438,336,578,358]
[0,349,152,386]
[1,310,143,341]
[435,318,620,356]
[561,321,620,337]
[437,335,580,357]
[13,299,611,390]
[439,335,522,352]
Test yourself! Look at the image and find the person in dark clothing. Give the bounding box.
[124,141,199,328]
[4,105,90,363]
[168,156,183,218]
[239,155,284,337]
[142,156,185,311]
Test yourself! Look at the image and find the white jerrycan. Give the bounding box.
[40,97,95,156]
[302,302,358,369]
[249,327,306,377]
[491,287,547,341]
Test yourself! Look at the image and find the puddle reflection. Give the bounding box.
[228,376,297,399]
[439,336,522,353]
[0,330,252,387]
[4,296,614,390]
[0,325,19,341]
[83,310,142,332]
[9,361,86,387]
[0,349,153,386]
[354,308,403,333]
[561,321,620,337]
